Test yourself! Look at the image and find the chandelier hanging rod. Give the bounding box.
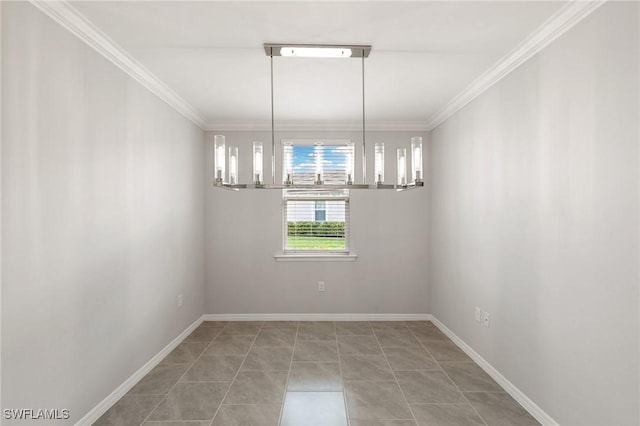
[267,43,370,185]
[361,51,366,185]
[270,48,275,185]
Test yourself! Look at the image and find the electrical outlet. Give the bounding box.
[475,307,481,323]
[178,294,183,308]
[482,311,490,327]
[318,281,325,292]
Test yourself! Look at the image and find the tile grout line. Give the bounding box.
[130,321,491,426]
[206,322,263,426]
[276,322,301,426]
[371,323,419,424]
[334,323,351,426]
[103,321,521,425]
[432,363,489,426]
[138,322,228,426]
[410,324,489,426]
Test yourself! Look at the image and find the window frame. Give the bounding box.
[314,201,327,221]
[280,139,354,258]
[282,190,350,255]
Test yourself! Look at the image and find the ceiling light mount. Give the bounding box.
[264,43,371,58]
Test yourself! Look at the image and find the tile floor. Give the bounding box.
[94,321,540,426]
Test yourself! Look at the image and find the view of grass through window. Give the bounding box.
[287,220,346,250]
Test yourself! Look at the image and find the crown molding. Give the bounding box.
[29,0,208,130]
[30,0,605,134]
[205,120,430,132]
[425,0,606,131]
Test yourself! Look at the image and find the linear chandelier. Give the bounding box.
[213,43,424,191]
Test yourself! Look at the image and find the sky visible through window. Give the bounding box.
[291,145,350,172]
[285,143,354,184]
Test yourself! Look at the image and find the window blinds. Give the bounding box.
[283,142,355,185]
[283,189,349,252]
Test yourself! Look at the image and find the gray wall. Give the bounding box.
[4,1,638,424]
[205,130,429,315]
[428,2,639,425]
[1,3,205,424]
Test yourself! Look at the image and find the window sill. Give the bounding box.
[274,253,358,262]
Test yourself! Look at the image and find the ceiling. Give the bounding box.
[70,1,567,128]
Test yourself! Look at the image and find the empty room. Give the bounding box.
[1,1,639,425]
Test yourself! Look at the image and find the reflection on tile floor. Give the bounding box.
[93,321,540,426]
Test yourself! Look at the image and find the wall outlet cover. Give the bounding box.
[482,311,490,327]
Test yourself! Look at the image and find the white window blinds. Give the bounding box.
[283,189,349,252]
[282,141,355,185]
[281,140,352,253]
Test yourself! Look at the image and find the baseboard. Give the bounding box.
[75,316,204,426]
[203,313,432,322]
[73,313,554,425]
[430,317,558,426]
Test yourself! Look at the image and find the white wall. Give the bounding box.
[429,2,639,425]
[205,130,429,315]
[1,3,205,424]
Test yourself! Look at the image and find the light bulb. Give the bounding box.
[214,135,225,182]
[314,143,323,184]
[374,143,385,184]
[345,142,354,184]
[283,144,293,184]
[253,141,263,184]
[411,137,423,182]
[397,148,407,186]
[229,146,238,185]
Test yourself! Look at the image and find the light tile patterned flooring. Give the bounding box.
[94,321,540,426]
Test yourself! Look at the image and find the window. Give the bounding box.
[284,190,349,252]
[282,140,353,254]
[314,201,326,221]
[283,139,355,185]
